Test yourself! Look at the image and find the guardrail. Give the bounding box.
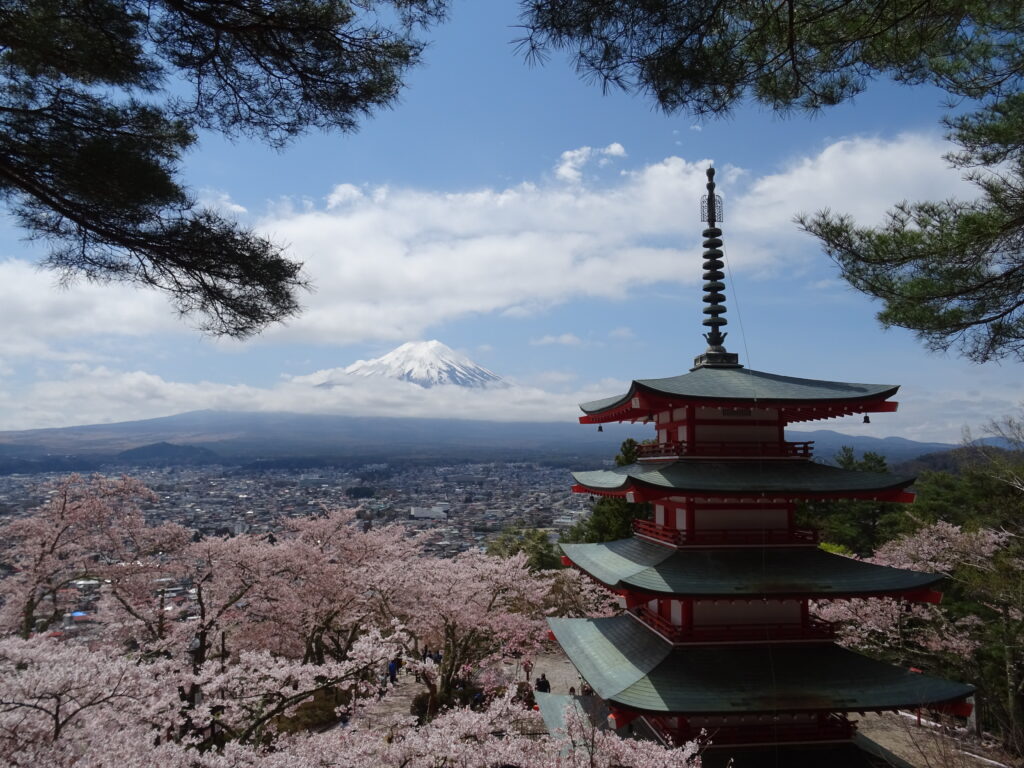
[630,606,835,644]
[633,520,819,546]
[636,440,814,460]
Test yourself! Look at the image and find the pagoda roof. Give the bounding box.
[572,460,914,501]
[549,616,973,716]
[560,539,942,599]
[579,366,898,418]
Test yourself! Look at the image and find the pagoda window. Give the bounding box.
[693,422,780,444]
[669,599,683,627]
[658,599,673,623]
[693,600,801,627]
[693,505,788,532]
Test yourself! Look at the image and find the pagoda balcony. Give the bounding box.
[630,606,835,645]
[633,519,819,547]
[647,714,854,747]
[636,440,814,461]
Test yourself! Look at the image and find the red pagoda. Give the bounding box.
[550,168,974,767]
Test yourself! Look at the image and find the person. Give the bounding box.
[569,686,576,696]
[534,673,551,693]
[523,659,533,682]
[388,657,398,684]
[581,682,594,696]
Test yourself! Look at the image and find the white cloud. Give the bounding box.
[530,333,582,346]
[0,364,630,430]
[609,326,635,340]
[555,142,628,183]
[4,360,1013,443]
[0,133,975,363]
[0,259,178,361]
[247,132,972,348]
[325,183,365,209]
[197,189,248,215]
[0,131,988,438]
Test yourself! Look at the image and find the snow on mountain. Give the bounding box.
[341,341,504,389]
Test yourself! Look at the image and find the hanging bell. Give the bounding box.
[597,425,604,432]
[863,415,870,424]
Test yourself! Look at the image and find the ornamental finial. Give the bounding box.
[693,167,742,369]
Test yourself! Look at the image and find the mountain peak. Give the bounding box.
[343,340,503,388]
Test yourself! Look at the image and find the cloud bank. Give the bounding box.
[0,131,995,438]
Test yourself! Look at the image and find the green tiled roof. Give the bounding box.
[560,539,942,598]
[572,460,914,496]
[534,692,613,735]
[580,366,898,413]
[549,616,973,715]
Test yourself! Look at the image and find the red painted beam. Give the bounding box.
[904,588,944,604]
[573,483,915,503]
[934,699,974,718]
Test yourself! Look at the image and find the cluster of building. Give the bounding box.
[0,461,595,638]
[0,462,594,556]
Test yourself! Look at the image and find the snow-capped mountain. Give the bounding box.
[341,341,504,388]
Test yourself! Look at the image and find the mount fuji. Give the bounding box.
[339,340,504,389]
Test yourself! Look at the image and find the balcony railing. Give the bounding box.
[636,440,813,460]
[633,520,819,547]
[630,606,835,644]
[646,715,854,746]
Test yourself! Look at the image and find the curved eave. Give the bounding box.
[570,460,916,503]
[559,540,944,600]
[579,368,900,423]
[549,616,973,716]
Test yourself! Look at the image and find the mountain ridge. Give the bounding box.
[0,410,975,471]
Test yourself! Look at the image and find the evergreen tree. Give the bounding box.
[485,527,562,571]
[520,0,1024,361]
[798,447,905,555]
[0,0,445,337]
[560,438,650,544]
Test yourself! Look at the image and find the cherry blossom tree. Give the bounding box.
[545,567,621,619]
[816,522,1007,667]
[0,474,186,639]
[385,550,549,708]
[0,477,704,765]
[230,510,423,665]
[0,637,173,767]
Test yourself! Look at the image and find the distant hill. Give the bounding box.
[0,410,646,469]
[894,445,1024,476]
[785,429,958,466]
[0,411,982,474]
[115,442,221,466]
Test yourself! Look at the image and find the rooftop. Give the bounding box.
[549,615,973,715]
[572,459,914,501]
[560,538,942,599]
[580,366,899,417]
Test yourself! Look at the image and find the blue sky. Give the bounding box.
[0,0,1019,442]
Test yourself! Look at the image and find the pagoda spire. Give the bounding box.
[693,167,742,369]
